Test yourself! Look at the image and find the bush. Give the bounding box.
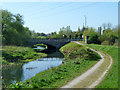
[101,41,109,45]
[61,42,101,61]
[114,42,118,47]
[83,28,101,44]
[88,34,101,44]
[2,60,7,64]
[101,29,116,45]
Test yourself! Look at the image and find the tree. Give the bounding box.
[112,26,118,39]
[75,34,78,39]
[83,27,101,44]
[78,27,80,33]
[65,26,72,37]
[81,26,86,34]
[101,28,116,45]
[1,10,32,45]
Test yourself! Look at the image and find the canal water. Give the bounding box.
[33,46,45,50]
[2,46,64,87]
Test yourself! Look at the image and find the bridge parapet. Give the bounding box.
[29,38,83,42]
[28,38,83,49]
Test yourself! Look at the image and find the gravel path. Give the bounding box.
[61,41,113,88]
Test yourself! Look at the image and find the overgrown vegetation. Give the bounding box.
[9,42,101,88]
[60,42,101,61]
[2,46,47,65]
[86,44,118,88]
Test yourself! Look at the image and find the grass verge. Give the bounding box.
[86,44,118,88]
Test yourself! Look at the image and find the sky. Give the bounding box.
[2,2,118,34]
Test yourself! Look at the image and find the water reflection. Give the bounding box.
[22,57,62,81]
[33,46,45,50]
[2,64,23,86]
[2,50,63,87]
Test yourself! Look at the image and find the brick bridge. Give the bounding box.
[28,38,83,49]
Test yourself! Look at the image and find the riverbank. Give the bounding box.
[9,42,101,88]
[32,44,47,52]
[32,43,47,48]
[2,46,47,67]
[86,44,118,88]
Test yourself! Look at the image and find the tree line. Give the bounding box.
[49,25,118,46]
[1,10,119,46]
[83,25,118,45]
[1,10,48,46]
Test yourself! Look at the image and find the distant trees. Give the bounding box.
[101,26,118,45]
[78,27,80,33]
[83,24,118,45]
[50,26,73,38]
[83,28,101,44]
[59,26,72,38]
[2,10,118,46]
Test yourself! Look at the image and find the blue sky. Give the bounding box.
[2,2,118,34]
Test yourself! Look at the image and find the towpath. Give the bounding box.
[61,41,113,88]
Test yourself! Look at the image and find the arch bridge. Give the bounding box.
[28,38,83,49]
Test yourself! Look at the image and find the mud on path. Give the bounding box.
[61,41,113,88]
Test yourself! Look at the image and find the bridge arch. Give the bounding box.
[27,38,82,49]
[40,43,57,50]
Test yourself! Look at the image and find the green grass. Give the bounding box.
[2,46,47,64]
[86,44,118,88]
[60,42,101,61]
[9,42,100,88]
[32,43,47,48]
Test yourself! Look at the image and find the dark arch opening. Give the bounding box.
[32,43,57,53]
[45,43,57,50]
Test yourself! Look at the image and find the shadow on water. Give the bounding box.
[2,64,23,87]
[43,50,64,58]
[2,47,64,87]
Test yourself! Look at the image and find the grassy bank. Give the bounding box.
[2,46,47,65]
[86,44,118,88]
[9,42,101,88]
[32,44,47,52]
[60,42,101,61]
[32,44,47,48]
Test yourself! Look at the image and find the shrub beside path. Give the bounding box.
[61,41,113,88]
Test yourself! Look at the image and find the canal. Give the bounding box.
[2,46,64,87]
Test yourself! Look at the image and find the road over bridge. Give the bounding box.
[28,38,83,49]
